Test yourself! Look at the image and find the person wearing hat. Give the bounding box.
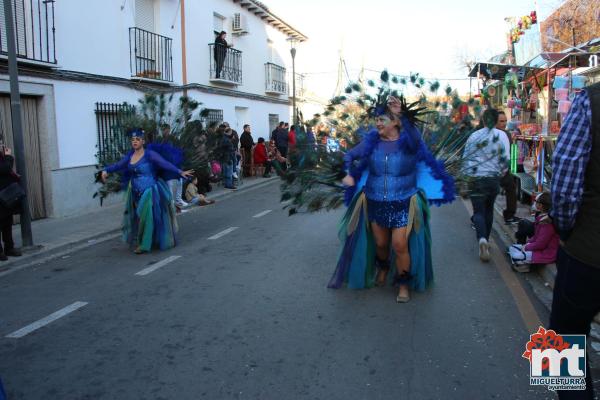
[508,192,559,273]
[101,128,193,254]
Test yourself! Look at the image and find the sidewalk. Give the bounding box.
[492,194,600,354]
[0,176,278,276]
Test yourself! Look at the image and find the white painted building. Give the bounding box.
[0,0,307,218]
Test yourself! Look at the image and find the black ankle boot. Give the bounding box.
[374,257,390,286]
[393,270,413,286]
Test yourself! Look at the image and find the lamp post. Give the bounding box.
[3,0,33,247]
[288,37,298,125]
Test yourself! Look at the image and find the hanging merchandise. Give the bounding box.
[553,76,568,89]
[528,91,538,111]
[511,144,518,174]
[504,71,519,93]
[554,88,569,101]
[510,11,538,44]
[558,100,572,121]
[572,76,588,89]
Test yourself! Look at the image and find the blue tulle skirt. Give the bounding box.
[122,178,178,252]
[328,190,433,291]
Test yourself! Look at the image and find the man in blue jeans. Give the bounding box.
[463,109,510,262]
[550,83,600,399]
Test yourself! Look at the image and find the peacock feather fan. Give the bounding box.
[280,70,499,213]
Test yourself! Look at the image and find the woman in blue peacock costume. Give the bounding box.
[327,95,455,302]
[101,129,194,254]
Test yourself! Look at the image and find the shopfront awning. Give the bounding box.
[548,52,600,69]
[468,62,542,80]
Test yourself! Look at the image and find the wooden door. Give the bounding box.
[0,95,47,219]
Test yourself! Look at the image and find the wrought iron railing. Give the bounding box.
[209,43,242,84]
[202,108,224,128]
[265,62,286,94]
[129,27,173,82]
[95,102,135,165]
[0,0,56,64]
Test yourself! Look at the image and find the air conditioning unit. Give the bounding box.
[232,13,249,35]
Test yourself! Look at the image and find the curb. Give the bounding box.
[0,177,279,278]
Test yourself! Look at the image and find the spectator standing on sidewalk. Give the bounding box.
[240,124,254,177]
[224,122,240,180]
[288,125,297,152]
[463,109,510,262]
[497,111,520,224]
[219,126,237,190]
[0,146,22,261]
[159,124,189,210]
[271,121,284,141]
[549,83,600,400]
[273,122,289,158]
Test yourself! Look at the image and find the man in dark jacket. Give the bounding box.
[239,124,254,177]
[0,147,22,260]
[273,123,289,157]
[214,31,229,79]
[218,126,237,190]
[550,83,600,399]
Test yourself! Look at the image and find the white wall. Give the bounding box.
[4,75,287,168]
[185,89,288,141]
[52,0,295,96]
[184,0,293,96]
[54,0,182,82]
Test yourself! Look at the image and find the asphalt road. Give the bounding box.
[0,182,554,400]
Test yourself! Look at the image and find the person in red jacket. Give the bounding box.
[508,192,559,272]
[288,125,296,151]
[252,137,272,177]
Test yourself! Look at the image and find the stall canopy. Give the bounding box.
[468,62,542,80]
[548,52,600,69]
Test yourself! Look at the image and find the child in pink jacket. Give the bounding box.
[509,192,559,272]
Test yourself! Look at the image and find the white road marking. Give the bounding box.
[208,227,238,240]
[135,255,181,276]
[252,210,272,218]
[6,301,88,339]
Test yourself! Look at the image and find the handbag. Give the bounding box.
[0,182,26,210]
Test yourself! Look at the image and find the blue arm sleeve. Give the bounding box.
[104,155,130,174]
[343,140,367,173]
[147,150,182,176]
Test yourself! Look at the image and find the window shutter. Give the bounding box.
[135,0,155,32]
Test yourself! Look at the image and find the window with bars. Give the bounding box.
[95,102,135,165]
[203,108,224,128]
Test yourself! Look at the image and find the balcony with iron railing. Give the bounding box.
[265,62,287,95]
[0,0,56,65]
[209,43,242,85]
[129,27,173,83]
[288,72,306,99]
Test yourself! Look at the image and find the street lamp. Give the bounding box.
[288,37,298,125]
[3,0,33,247]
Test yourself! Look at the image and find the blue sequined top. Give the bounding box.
[105,149,181,200]
[364,140,418,202]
